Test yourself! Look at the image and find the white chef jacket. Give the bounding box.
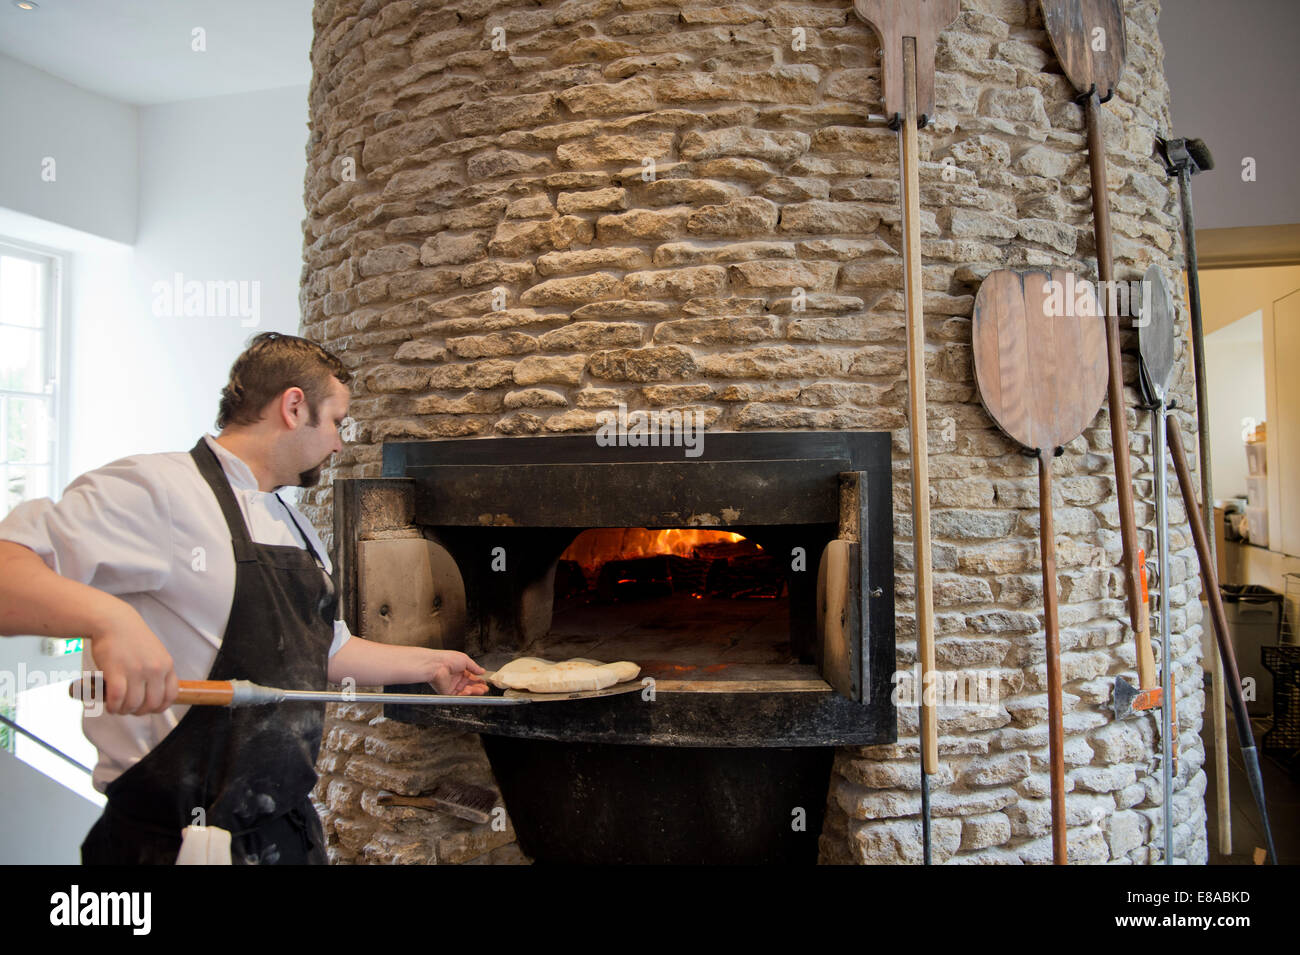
[0,433,351,793]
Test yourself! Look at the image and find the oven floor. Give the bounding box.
[483,592,830,691]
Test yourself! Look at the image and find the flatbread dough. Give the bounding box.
[487,657,641,694]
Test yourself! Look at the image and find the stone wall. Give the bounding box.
[300,0,1208,864]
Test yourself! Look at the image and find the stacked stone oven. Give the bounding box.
[298,0,1208,864]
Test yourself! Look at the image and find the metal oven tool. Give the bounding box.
[1155,133,1230,854]
[71,677,647,707]
[1136,264,1178,863]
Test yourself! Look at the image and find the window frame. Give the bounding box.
[0,238,65,515]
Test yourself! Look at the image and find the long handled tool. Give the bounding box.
[1166,420,1279,864]
[1155,137,1216,513]
[853,0,961,865]
[71,676,644,707]
[1156,134,1231,854]
[973,269,1110,865]
[73,678,526,706]
[1136,265,1179,863]
[1040,0,1163,718]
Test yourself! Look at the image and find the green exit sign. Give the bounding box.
[40,638,82,656]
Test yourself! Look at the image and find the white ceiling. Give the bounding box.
[0,0,313,105]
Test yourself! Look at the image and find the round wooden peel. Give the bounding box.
[972,270,1108,454]
[972,269,1109,865]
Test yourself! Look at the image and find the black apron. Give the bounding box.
[81,437,337,865]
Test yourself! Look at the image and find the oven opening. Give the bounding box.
[543,527,793,672]
[460,524,830,694]
[369,431,893,740]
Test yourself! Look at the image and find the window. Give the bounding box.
[0,242,61,519]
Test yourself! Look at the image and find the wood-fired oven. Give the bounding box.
[332,430,896,863]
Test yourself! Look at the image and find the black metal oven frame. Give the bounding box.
[341,430,896,747]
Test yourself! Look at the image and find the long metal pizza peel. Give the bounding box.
[1136,264,1178,864]
[70,676,645,707]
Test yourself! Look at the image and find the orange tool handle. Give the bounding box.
[1140,550,1179,764]
[174,680,236,706]
[69,679,236,707]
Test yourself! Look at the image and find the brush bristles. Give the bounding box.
[1186,138,1215,172]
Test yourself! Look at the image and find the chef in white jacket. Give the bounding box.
[0,332,487,863]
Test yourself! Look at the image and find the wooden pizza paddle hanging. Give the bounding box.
[853,0,961,867]
[972,269,1109,865]
[1038,0,1163,716]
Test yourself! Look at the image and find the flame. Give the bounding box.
[560,527,755,573]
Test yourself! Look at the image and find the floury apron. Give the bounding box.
[81,438,336,864]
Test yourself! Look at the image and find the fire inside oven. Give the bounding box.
[545,528,792,675]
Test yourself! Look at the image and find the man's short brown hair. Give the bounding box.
[217,332,351,430]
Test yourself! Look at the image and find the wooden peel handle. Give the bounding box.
[901,37,939,776]
[1166,419,1251,730]
[1037,451,1067,865]
[1087,93,1146,643]
[69,678,236,707]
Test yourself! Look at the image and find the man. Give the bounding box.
[0,332,487,864]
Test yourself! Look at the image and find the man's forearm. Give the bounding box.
[326,635,445,686]
[0,541,132,641]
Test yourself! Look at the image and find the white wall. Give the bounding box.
[1160,0,1300,230]
[1,60,310,478]
[0,54,137,244]
[1205,317,1266,501]
[88,84,311,470]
